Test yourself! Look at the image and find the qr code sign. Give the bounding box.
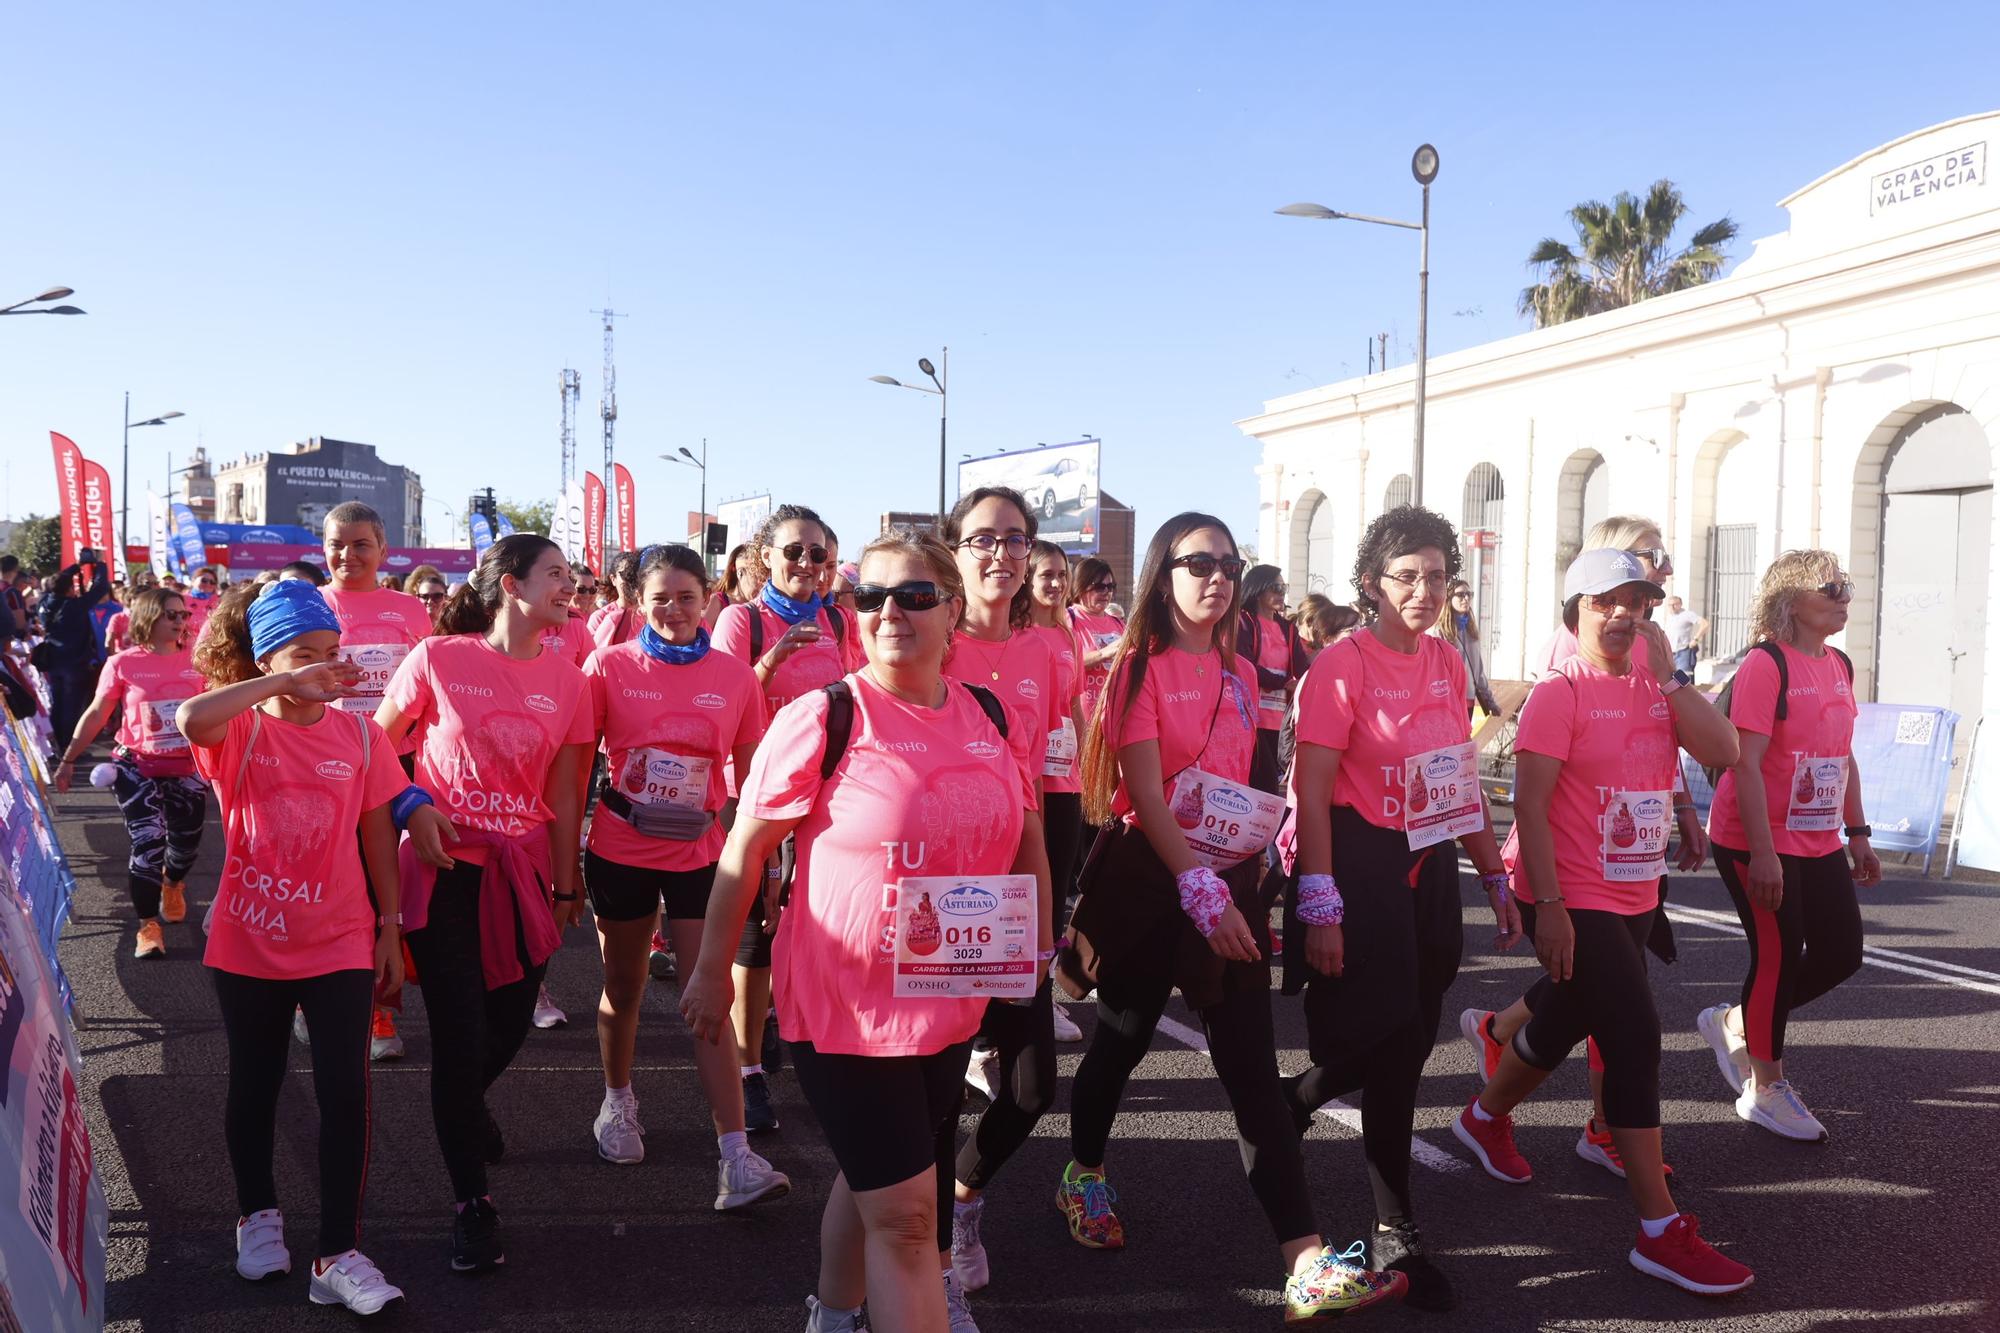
[1894,711,1937,746]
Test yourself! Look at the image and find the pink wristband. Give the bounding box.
[1296,873,1344,926]
[1176,866,1231,938]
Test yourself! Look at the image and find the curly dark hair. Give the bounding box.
[1351,505,1462,621]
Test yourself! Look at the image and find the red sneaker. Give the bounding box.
[1458,1008,1503,1080]
[1628,1213,1753,1295]
[1452,1098,1532,1184]
[1576,1118,1673,1180]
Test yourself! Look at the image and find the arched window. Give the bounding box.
[1384,473,1414,511]
[1555,449,1607,573]
[1461,463,1505,657]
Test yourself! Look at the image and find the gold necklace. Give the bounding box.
[959,630,1009,682]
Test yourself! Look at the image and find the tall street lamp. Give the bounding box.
[1278,143,1439,504]
[662,439,709,564]
[0,285,86,317]
[870,348,948,530]
[124,394,184,572]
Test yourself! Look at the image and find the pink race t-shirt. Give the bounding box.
[1250,614,1295,730]
[1068,609,1125,722]
[588,604,642,652]
[1506,657,1681,914]
[540,613,593,668]
[104,610,133,654]
[943,628,1060,796]
[1034,624,1084,795]
[744,671,1034,1057]
[585,641,766,872]
[93,646,206,777]
[196,706,406,980]
[712,601,852,717]
[321,585,431,753]
[383,634,594,864]
[1293,631,1472,831]
[1101,648,1258,823]
[1531,622,1655,680]
[1709,643,1858,859]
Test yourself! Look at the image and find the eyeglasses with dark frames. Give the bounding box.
[958,533,1033,560]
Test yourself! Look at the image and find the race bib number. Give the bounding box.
[1259,685,1288,715]
[1601,790,1671,881]
[1402,742,1483,851]
[149,698,189,752]
[1786,756,1849,833]
[1043,719,1077,779]
[894,874,1036,999]
[1168,765,1287,869]
[334,641,411,712]
[612,748,710,810]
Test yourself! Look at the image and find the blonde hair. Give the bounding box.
[1585,514,1662,553]
[1750,548,1845,646]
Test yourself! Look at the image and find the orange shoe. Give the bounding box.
[135,920,167,959]
[370,1007,405,1061]
[160,881,188,923]
[1576,1117,1673,1180]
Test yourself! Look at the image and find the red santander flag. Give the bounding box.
[612,463,636,552]
[583,471,606,578]
[82,457,117,559]
[49,432,89,567]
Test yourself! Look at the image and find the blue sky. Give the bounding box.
[5,2,1994,562]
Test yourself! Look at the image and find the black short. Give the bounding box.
[583,849,716,922]
[790,1038,972,1192]
[734,833,794,969]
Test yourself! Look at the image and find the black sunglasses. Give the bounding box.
[1169,553,1245,582]
[779,542,830,567]
[417,592,447,604]
[852,581,944,613]
[1816,580,1855,602]
[1088,579,1116,593]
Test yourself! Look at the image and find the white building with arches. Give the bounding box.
[1242,113,1998,722]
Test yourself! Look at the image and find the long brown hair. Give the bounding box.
[1079,512,1241,824]
[436,534,562,636]
[943,485,1039,631]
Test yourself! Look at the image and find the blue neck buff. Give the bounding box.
[640,623,710,665]
[760,581,824,626]
[1456,613,1470,635]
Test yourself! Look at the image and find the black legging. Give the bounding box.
[1713,845,1863,1063]
[46,663,92,754]
[1043,792,1083,930]
[956,983,1058,1190]
[1512,901,1662,1129]
[212,967,375,1258]
[111,761,205,918]
[405,862,547,1202]
[1069,965,1316,1244]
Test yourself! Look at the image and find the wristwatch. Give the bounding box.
[1661,669,1693,697]
[378,913,403,926]
[1844,824,1872,840]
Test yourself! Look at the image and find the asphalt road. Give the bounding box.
[51,776,2000,1333]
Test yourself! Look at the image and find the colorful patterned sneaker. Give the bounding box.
[1735,1076,1828,1142]
[1575,1118,1674,1180]
[1628,1213,1754,1295]
[1452,1098,1532,1184]
[308,1249,404,1315]
[1283,1243,1407,1323]
[1696,1003,1751,1095]
[1055,1162,1125,1250]
[1458,1008,1504,1081]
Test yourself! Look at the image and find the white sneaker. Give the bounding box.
[964,1046,999,1100]
[1696,1003,1751,1095]
[715,1148,791,1210]
[943,1266,981,1332]
[804,1295,866,1332]
[594,1095,646,1164]
[533,983,567,1029]
[950,1195,990,1291]
[291,1009,309,1045]
[308,1249,405,1315]
[1736,1076,1828,1142]
[1051,1002,1083,1043]
[235,1208,291,1280]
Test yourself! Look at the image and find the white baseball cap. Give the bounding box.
[1562,548,1659,602]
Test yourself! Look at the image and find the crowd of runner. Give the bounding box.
[45,493,1882,1328]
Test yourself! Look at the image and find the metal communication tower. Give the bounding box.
[591,308,622,557]
[559,367,581,488]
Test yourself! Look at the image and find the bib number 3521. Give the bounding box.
[1601,790,1671,881]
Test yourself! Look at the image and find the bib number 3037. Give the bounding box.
[894,874,1037,999]
[1167,765,1286,869]
[1402,742,1483,851]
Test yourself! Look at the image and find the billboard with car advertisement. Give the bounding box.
[956,440,1100,552]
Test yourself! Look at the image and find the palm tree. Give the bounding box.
[1518,180,1738,328]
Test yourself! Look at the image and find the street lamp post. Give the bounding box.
[0,286,86,317]
[869,347,948,531]
[123,392,184,573]
[1277,144,1439,504]
[662,439,709,565]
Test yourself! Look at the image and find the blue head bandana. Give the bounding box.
[248,578,342,660]
[639,623,710,665]
[760,580,825,626]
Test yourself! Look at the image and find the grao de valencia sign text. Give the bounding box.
[1872,142,1984,214]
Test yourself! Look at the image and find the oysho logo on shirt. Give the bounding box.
[447,682,494,698]
[693,692,727,710]
[963,739,1001,759]
[1372,687,1412,700]
[622,687,663,701]
[524,693,558,714]
[315,759,355,781]
[1163,689,1203,704]
[253,752,281,768]
[1589,709,1627,720]
[1788,685,1821,697]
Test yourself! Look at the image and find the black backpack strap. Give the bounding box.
[747,606,764,663]
[826,605,845,652]
[962,682,1010,739]
[1755,640,1790,721]
[1832,646,1853,684]
[819,680,855,781]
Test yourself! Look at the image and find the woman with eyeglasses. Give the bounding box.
[712,503,856,1134]
[1236,564,1310,795]
[1455,549,1751,1295]
[1432,579,1500,722]
[1528,516,1675,681]
[1061,512,1406,1323]
[682,527,1034,1333]
[1065,556,1125,727]
[374,534,594,1274]
[413,575,451,628]
[934,489,1062,1303]
[1281,506,1516,1311]
[56,587,209,959]
[1697,553,1877,1143]
[1024,540,1088,1043]
[571,567,600,614]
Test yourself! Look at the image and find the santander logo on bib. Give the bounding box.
[524,693,559,715]
[693,692,727,710]
[315,759,355,781]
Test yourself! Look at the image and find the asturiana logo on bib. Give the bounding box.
[963,739,1001,759]
[1632,796,1668,822]
[524,693,558,714]
[1207,786,1254,817]
[693,692,726,710]
[939,883,998,918]
[1424,752,1459,780]
[355,646,395,668]
[649,757,690,783]
[315,759,355,781]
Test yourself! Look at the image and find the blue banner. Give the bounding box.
[199,522,316,547]
[170,502,206,575]
[0,722,77,1011]
[469,513,495,559]
[494,512,516,538]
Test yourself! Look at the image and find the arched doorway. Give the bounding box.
[1384,473,1414,512]
[1461,463,1505,659]
[1555,449,1608,573]
[1867,405,1992,715]
[1289,489,1340,597]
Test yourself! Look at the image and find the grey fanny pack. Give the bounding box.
[601,788,714,841]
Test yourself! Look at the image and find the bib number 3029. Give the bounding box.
[894,874,1037,999]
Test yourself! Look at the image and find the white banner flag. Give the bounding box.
[554,479,587,565]
[146,491,172,578]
